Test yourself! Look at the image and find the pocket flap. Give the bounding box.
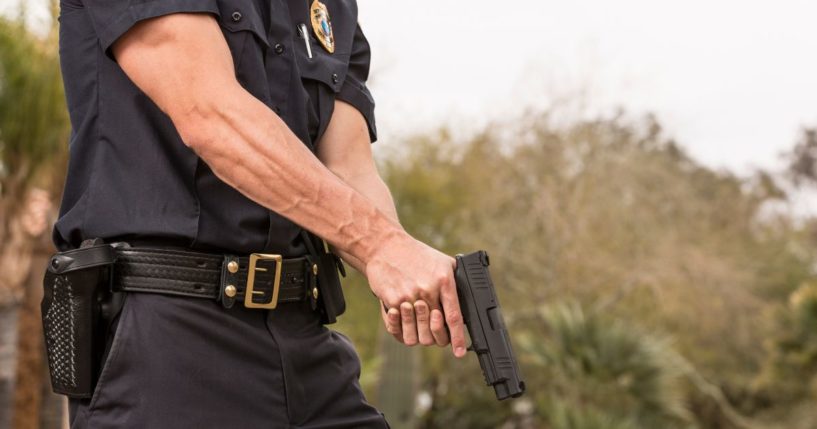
[295,46,350,94]
[217,0,269,47]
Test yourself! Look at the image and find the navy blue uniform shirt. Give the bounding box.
[54,0,376,255]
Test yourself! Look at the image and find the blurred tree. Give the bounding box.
[377,332,419,429]
[787,128,817,186]
[371,111,817,428]
[752,281,817,427]
[521,302,691,429]
[0,2,69,427]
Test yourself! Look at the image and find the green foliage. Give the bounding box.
[343,111,817,428]
[0,15,67,200]
[755,282,817,402]
[784,283,817,372]
[522,302,692,429]
[544,399,639,429]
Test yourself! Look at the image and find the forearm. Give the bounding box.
[175,86,404,265]
[328,172,400,272]
[313,100,401,273]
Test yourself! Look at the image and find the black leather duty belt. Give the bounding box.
[111,247,319,310]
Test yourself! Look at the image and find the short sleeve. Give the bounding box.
[82,0,220,60]
[337,23,377,143]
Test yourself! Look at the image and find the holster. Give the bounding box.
[301,231,346,324]
[40,238,123,398]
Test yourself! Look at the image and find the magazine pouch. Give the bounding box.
[301,231,346,324]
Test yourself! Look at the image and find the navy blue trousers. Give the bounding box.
[68,290,389,428]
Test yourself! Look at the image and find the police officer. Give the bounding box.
[54,0,467,427]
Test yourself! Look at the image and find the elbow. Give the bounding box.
[169,82,250,153]
[171,98,224,152]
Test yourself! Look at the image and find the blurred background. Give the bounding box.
[1,0,816,428]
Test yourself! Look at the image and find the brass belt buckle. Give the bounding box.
[244,253,283,309]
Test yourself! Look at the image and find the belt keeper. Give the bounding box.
[219,255,240,309]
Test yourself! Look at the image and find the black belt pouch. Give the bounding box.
[40,241,115,398]
[302,231,346,324]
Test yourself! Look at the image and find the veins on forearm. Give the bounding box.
[189,98,400,265]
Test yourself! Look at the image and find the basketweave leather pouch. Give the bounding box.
[40,241,115,398]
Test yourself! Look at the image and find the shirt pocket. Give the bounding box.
[295,41,350,94]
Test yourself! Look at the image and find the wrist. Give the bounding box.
[358,218,410,271]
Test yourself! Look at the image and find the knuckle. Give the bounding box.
[383,295,400,309]
[445,309,463,325]
[418,292,435,306]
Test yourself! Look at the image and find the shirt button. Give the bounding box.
[331,73,339,84]
[231,11,242,22]
[274,43,285,55]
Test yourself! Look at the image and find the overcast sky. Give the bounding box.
[356,0,817,175]
[3,0,817,177]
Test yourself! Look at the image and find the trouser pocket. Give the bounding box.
[85,292,129,412]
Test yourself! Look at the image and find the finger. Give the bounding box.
[430,308,449,346]
[385,306,403,342]
[381,301,403,342]
[414,300,434,346]
[400,302,418,346]
[440,278,467,358]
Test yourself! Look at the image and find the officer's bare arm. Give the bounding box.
[317,101,449,347]
[111,13,464,355]
[316,101,398,270]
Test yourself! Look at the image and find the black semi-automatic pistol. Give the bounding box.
[454,251,526,400]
